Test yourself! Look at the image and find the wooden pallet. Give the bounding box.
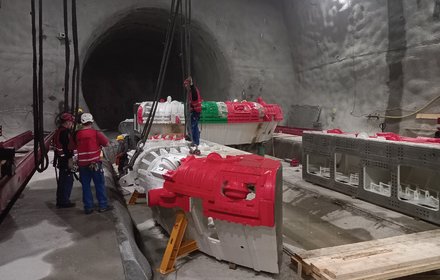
[291,229,440,280]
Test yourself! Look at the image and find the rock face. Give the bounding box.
[280,0,440,136]
[1,0,440,137]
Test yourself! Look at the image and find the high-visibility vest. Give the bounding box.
[190,86,202,113]
[53,127,68,157]
[75,128,108,167]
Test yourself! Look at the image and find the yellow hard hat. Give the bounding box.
[116,135,124,141]
[78,108,83,113]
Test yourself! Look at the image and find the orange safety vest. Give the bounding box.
[53,127,68,157]
[190,86,202,113]
[75,128,108,167]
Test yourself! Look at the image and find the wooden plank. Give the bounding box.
[349,259,440,280]
[292,254,311,276]
[295,230,440,280]
[327,254,440,280]
[416,113,440,120]
[299,230,440,260]
[297,229,440,260]
[310,240,439,268]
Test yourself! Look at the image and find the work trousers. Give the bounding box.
[191,111,201,146]
[56,169,73,206]
[79,163,108,210]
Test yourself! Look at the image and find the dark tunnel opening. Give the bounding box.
[82,8,231,130]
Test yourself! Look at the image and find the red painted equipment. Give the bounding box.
[148,152,280,227]
[225,101,261,123]
[0,131,34,150]
[274,126,318,136]
[290,158,300,167]
[0,131,54,221]
[224,99,283,124]
[326,128,345,134]
[256,97,283,122]
[319,129,440,145]
[120,140,283,273]
[375,132,440,144]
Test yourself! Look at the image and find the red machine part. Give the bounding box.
[326,128,345,134]
[0,131,54,221]
[290,158,300,167]
[137,105,144,124]
[274,126,318,136]
[375,132,440,144]
[256,97,283,122]
[225,99,284,124]
[225,101,261,123]
[0,131,34,150]
[262,104,283,122]
[322,130,440,145]
[148,188,190,211]
[148,152,281,227]
[362,131,440,144]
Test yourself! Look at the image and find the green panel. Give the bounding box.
[200,101,227,123]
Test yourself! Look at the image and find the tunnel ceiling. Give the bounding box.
[82,8,230,130]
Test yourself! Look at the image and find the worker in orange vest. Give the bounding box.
[53,112,76,208]
[184,76,202,155]
[73,113,111,214]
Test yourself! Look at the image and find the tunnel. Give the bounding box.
[82,8,231,129]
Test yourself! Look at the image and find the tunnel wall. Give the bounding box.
[280,0,440,135]
[0,0,295,137]
[3,0,439,137]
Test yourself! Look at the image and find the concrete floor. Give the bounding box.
[1,139,440,280]
[0,164,124,280]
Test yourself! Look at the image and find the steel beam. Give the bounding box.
[0,131,54,223]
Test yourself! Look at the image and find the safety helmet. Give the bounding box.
[60,112,74,122]
[80,113,94,124]
[116,135,124,141]
[78,108,83,114]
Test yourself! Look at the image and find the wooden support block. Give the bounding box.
[292,255,311,276]
[128,190,146,205]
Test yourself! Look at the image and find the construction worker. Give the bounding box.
[53,112,76,208]
[73,113,111,214]
[115,134,128,177]
[184,76,202,155]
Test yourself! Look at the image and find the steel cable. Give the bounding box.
[128,0,182,168]
[63,0,70,112]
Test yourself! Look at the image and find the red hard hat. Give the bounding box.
[60,112,74,122]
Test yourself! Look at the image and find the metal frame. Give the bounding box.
[0,131,54,223]
[302,132,440,225]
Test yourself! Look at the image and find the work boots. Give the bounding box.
[188,144,201,155]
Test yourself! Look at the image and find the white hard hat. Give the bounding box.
[81,113,94,124]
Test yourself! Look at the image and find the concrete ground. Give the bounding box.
[1,138,440,280]
[0,162,125,280]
